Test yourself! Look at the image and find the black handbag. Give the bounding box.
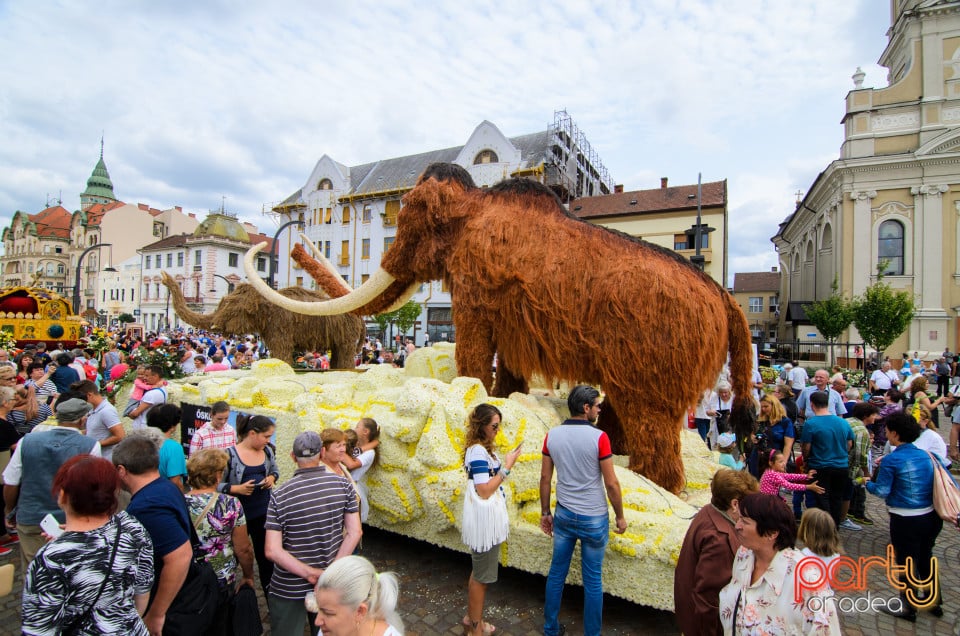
[162,514,222,636]
[231,582,263,636]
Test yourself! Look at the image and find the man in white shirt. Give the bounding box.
[789,363,809,393]
[868,361,900,396]
[128,365,167,430]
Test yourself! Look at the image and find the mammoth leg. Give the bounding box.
[604,385,685,495]
[491,361,528,398]
[453,318,495,392]
[597,397,629,456]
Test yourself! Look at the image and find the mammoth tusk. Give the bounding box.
[299,232,351,295]
[380,282,421,313]
[242,241,396,315]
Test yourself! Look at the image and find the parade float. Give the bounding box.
[145,344,722,612]
[0,286,83,347]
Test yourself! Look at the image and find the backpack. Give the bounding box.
[83,363,98,382]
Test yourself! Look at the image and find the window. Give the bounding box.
[750,325,763,338]
[768,296,779,312]
[27,263,33,273]
[177,252,184,266]
[47,264,55,275]
[362,205,372,223]
[103,290,106,302]
[748,297,763,313]
[673,234,689,250]
[296,276,303,287]
[194,250,202,265]
[228,253,239,267]
[121,289,125,301]
[131,288,135,302]
[878,220,904,275]
[474,149,498,164]
[318,178,333,190]
[342,275,349,285]
[342,207,351,224]
[257,257,267,272]
[384,236,395,252]
[324,208,332,224]
[166,253,172,268]
[362,238,370,260]
[340,240,350,265]
[324,241,331,259]
[384,200,400,226]
[361,274,369,283]
[145,255,151,269]
[674,232,708,250]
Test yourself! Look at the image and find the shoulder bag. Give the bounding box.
[163,504,222,636]
[927,452,960,529]
[64,518,122,635]
[461,449,509,553]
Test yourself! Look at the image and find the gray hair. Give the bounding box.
[845,388,861,400]
[0,386,15,404]
[112,435,160,475]
[715,381,732,393]
[315,556,403,632]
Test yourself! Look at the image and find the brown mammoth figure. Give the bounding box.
[243,163,754,494]
[160,271,364,368]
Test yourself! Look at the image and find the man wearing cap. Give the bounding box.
[2,398,99,568]
[265,431,361,635]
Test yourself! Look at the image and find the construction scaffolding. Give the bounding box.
[544,109,614,201]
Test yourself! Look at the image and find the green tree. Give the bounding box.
[851,266,915,361]
[372,301,423,350]
[117,313,135,324]
[803,280,854,367]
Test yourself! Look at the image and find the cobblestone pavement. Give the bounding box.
[2,432,959,635]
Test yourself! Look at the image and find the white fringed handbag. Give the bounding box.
[461,459,510,552]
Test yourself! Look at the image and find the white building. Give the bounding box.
[270,112,613,344]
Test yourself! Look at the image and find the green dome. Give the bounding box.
[193,213,251,242]
[82,156,115,199]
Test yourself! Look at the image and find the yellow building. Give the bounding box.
[731,270,780,343]
[774,0,960,353]
[570,177,728,286]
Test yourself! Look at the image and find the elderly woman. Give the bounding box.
[313,555,403,635]
[460,403,521,636]
[719,493,840,634]
[674,468,759,636]
[866,411,946,620]
[186,448,255,635]
[21,455,154,635]
[707,382,735,449]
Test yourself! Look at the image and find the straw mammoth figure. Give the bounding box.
[160,271,364,368]
[243,163,754,493]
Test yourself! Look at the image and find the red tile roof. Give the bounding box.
[82,200,126,227]
[249,233,276,252]
[570,180,727,219]
[29,206,73,239]
[733,271,780,293]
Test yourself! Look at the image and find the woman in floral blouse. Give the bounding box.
[186,448,255,633]
[719,493,840,635]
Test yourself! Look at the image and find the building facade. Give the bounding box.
[569,177,729,286]
[731,270,781,342]
[773,0,960,353]
[269,111,613,345]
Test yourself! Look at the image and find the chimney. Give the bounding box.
[660,177,668,189]
[771,266,778,272]
[614,184,624,193]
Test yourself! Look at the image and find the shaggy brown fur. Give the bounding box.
[287,164,754,493]
[160,272,364,368]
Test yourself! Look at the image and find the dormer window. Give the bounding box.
[473,150,498,164]
[318,178,333,190]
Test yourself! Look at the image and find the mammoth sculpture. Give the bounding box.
[244,163,754,493]
[159,271,364,368]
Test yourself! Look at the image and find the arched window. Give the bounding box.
[821,224,833,251]
[318,178,333,190]
[878,220,904,275]
[473,149,498,164]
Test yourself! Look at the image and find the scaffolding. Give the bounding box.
[545,110,614,201]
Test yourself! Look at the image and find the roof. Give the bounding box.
[732,271,780,293]
[193,213,250,242]
[29,206,73,239]
[570,180,727,219]
[141,233,191,251]
[82,156,115,200]
[248,233,275,251]
[80,200,126,227]
[277,130,556,205]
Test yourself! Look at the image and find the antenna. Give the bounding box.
[100,132,105,158]
[221,195,226,214]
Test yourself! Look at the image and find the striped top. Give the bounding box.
[265,466,359,600]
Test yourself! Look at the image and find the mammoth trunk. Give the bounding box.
[163,279,216,329]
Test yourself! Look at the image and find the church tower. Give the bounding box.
[79,138,116,211]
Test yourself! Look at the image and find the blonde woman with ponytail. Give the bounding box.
[313,555,403,635]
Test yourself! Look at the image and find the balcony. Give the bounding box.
[338,256,350,266]
[193,265,203,272]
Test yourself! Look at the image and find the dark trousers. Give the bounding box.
[890,510,943,608]
[246,515,273,595]
[809,466,849,527]
[848,483,867,518]
[937,375,950,397]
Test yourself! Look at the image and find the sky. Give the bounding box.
[0,0,892,285]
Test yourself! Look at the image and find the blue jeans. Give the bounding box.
[543,505,609,636]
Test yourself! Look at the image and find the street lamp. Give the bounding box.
[210,274,235,294]
[268,219,305,289]
[685,173,715,272]
[72,243,115,315]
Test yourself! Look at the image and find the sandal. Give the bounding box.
[461,617,496,635]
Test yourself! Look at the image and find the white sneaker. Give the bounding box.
[839,518,862,531]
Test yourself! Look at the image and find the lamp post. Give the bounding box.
[210,274,235,294]
[268,219,305,289]
[685,173,715,272]
[72,243,113,315]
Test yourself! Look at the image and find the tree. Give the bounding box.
[851,266,915,362]
[117,313,135,324]
[372,301,423,350]
[803,279,854,367]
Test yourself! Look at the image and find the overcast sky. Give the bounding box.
[0,1,891,284]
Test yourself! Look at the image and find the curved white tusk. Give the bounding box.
[242,241,396,315]
[380,282,421,313]
[298,232,351,295]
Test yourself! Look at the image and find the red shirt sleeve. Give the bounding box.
[542,432,550,456]
[597,431,612,460]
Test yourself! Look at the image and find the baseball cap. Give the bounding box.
[717,432,736,448]
[56,398,93,422]
[292,431,322,458]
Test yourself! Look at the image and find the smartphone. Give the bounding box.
[40,513,64,539]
